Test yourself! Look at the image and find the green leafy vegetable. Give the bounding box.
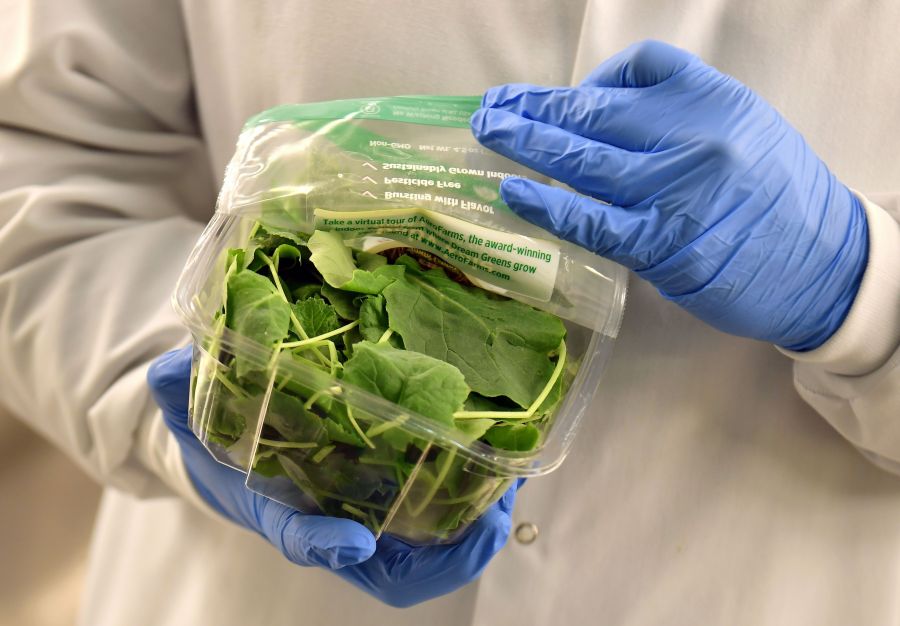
[292,297,340,338]
[358,295,390,343]
[264,389,329,446]
[320,283,361,320]
[226,270,292,347]
[200,222,573,541]
[483,424,541,451]
[292,284,321,301]
[342,342,469,426]
[382,259,565,407]
[308,230,404,294]
[357,251,388,271]
[452,418,494,445]
[226,270,291,375]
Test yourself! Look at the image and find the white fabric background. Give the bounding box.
[0,1,897,624]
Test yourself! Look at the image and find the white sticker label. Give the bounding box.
[314,207,560,302]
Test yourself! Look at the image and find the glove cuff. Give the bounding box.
[778,192,900,375]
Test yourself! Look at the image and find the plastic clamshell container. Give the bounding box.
[173,97,628,544]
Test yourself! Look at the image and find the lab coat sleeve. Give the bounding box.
[0,0,214,506]
[780,193,900,472]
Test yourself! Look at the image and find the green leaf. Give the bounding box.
[253,449,286,478]
[307,230,353,283]
[307,230,404,294]
[435,449,466,498]
[226,270,291,374]
[294,286,322,304]
[254,223,307,246]
[291,297,340,338]
[258,196,310,240]
[246,228,305,273]
[313,453,383,502]
[271,243,302,270]
[207,385,271,448]
[342,341,469,426]
[343,264,405,294]
[265,389,329,445]
[436,503,470,532]
[324,415,366,447]
[207,402,246,446]
[483,424,540,451]
[291,283,321,301]
[380,427,416,452]
[382,261,565,408]
[275,454,325,508]
[358,295,390,342]
[280,449,385,504]
[357,251,387,271]
[452,418,495,445]
[225,247,246,272]
[320,283,361,320]
[535,362,567,414]
[226,270,291,345]
[340,324,364,360]
[463,393,516,412]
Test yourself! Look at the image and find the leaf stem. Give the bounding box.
[358,456,397,467]
[523,338,567,416]
[284,340,340,375]
[312,445,335,463]
[377,329,393,344]
[453,409,530,420]
[213,368,248,399]
[409,447,457,517]
[386,442,432,529]
[347,405,375,449]
[281,320,359,348]
[261,251,331,368]
[205,311,227,373]
[365,414,408,438]
[303,385,342,410]
[263,254,306,337]
[257,438,318,450]
[431,480,495,505]
[319,494,388,512]
[341,503,369,519]
[326,341,340,375]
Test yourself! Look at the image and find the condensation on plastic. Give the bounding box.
[173,96,628,544]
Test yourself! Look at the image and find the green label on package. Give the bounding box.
[314,208,560,301]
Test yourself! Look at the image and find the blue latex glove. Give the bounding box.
[471,40,868,350]
[148,346,517,608]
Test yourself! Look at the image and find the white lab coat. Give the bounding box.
[1,1,898,625]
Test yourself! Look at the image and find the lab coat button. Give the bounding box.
[514,522,539,545]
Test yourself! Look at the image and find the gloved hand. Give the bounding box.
[148,346,517,608]
[471,40,868,351]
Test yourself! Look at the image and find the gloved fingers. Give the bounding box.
[471,107,654,206]
[579,39,699,88]
[480,83,663,152]
[147,345,194,438]
[337,495,515,608]
[260,499,376,570]
[500,177,652,269]
[400,495,514,583]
